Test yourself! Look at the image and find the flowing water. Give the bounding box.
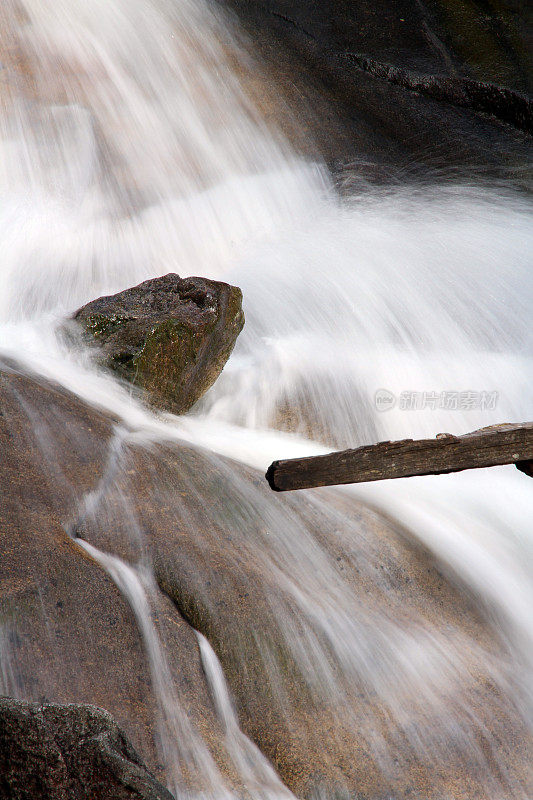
[0,0,532,797]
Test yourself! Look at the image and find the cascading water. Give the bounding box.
[0,0,532,798]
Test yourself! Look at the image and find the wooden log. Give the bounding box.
[266,423,533,492]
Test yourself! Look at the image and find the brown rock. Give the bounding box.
[73,274,244,414]
[212,0,533,185]
[0,359,244,796]
[2,361,532,799]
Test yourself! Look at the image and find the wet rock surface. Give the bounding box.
[0,698,174,800]
[215,0,533,183]
[2,361,532,800]
[0,358,245,797]
[73,274,244,415]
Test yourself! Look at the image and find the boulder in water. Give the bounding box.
[0,697,174,800]
[73,273,244,414]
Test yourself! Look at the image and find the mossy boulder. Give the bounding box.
[73,274,244,414]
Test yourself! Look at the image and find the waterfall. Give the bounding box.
[0,0,532,797]
[197,632,296,800]
[75,539,251,800]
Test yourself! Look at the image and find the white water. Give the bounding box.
[76,540,226,799]
[71,428,296,799]
[0,0,532,797]
[197,632,295,800]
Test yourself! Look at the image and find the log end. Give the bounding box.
[266,461,283,491]
[516,460,533,478]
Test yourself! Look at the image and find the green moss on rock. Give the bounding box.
[73,274,244,414]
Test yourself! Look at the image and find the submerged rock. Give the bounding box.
[73,274,244,414]
[0,697,174,800]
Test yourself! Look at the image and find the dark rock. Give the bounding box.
[0,697,174,800]
[73,274,244,414]
[215,0,533,184]
[341,53,533,134]
[516,459,533,477]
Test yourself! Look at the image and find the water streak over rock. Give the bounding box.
[2,361,531,800]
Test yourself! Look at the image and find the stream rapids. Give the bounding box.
[0,0,532,798]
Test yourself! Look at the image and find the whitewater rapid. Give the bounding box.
[0,0,532,797]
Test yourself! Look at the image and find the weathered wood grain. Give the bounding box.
[266,423,533,491]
